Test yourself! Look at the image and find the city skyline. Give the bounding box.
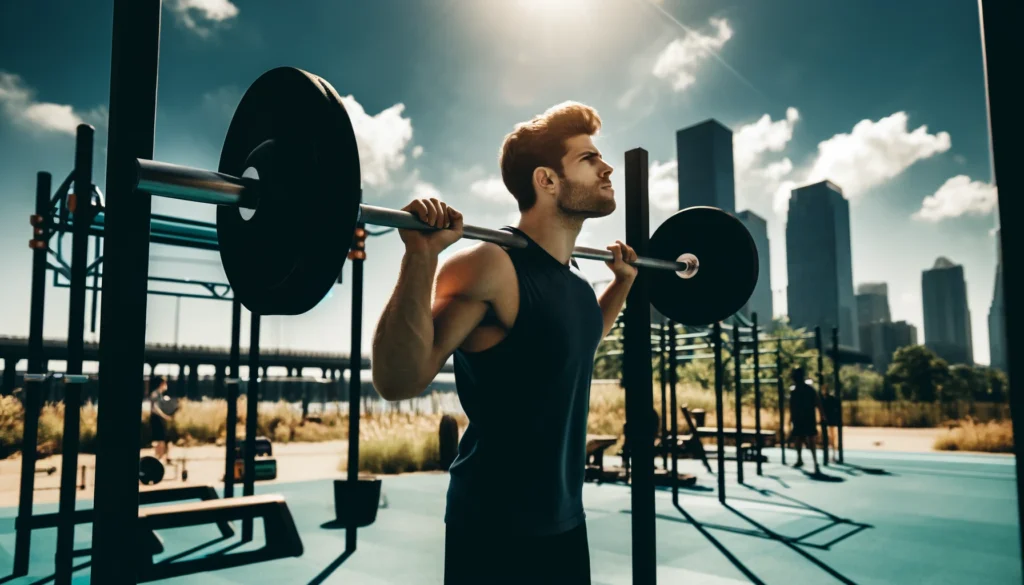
[0,0,1002,365]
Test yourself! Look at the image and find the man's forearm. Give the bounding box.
[371,250,439,399]
[597,278,633,338]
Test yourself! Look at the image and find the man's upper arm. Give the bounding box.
[423,244,506,381]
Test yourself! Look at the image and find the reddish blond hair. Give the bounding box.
[498,101,602,211]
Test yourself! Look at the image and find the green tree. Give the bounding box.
[886,345,949,402]
[840,366,883,401]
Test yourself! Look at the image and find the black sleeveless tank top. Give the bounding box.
[444,227,605,536]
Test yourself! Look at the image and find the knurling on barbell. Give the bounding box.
[133,66,759,324]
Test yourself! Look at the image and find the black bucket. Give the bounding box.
[333,477,382,527]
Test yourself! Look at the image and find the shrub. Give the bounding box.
[934,418,1014,453]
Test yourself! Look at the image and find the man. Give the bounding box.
[148,375,173,462]
[372,102,635,584]
[788,367,822,474]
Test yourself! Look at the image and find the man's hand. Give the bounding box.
[605,240,638,283]
[399,198,464,256]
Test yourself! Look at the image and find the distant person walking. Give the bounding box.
[148,375,173,462]
[788,367,822,474]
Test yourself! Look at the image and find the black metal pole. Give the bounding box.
[733,323,743,484]
[979,1,1023,574]
[753,313,762,476]
[623,148,656,585]
[13,171,52,577]
[347,226,365,552]
[668,321,679,505]
[90,1,159,582]
[815,326,827,467]
[714,322,725,504]
[659,321,668,472]
[832,327,842,464]
[224,298,241,498]
[778,339,785,465]
[243,312,260,542]
[90,235,101,334]
[55,124,96,585]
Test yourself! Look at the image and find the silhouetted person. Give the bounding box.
[821,384,841,462]
[788,367,822,474]
[148,375,172,461]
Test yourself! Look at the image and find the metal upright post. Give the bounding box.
[668,321,679,505]
[733,323,743,484]
[978,1,1023,573]
[778,339,786,465]
[347,223,365,552]
[13,171,52,577]
[55,124,97,585]
[753,313,762,476]
[623,148,656,585]
[242,312,260,542]
[833,327,843,464]
[714,322,725,504]
[659,321,668,472]
[815,326,827,467]
[224,298,241,498]
[91,1,160,582]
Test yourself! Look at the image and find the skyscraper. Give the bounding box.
[786,180,859,348]
[988,229,1007,372]
[856,282,892,327]
[675,119,736,213]
[736,210,773,322]
[860,321,918,372]
[922,257,974,365]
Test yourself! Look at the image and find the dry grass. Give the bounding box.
[340,411,468,474]
[934,418,1015,453]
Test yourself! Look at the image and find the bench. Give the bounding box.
[137,493,303,581]
[16,484,235,556]
[681,406,776,463]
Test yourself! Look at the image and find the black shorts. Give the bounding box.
[444,521,591,585]
[790,421,818,439]
[150,415,166,442]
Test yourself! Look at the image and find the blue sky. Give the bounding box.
[0,0,1001,365]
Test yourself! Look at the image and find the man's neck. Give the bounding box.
[516,210,584,265]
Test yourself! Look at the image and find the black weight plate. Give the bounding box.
[217,67,362,315]
[648,207,759,326]
[139,456,165,485]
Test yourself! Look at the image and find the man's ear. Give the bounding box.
[532,166,558,196]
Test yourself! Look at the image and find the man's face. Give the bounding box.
[553,134,615,218]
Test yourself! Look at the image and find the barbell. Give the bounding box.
[131,67,759,325]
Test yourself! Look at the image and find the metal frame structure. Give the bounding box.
[14,123,256,583]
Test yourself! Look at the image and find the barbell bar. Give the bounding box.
[126,66,758,323]
[135,158,696,274]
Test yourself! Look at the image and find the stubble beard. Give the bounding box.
[555,177,615,228]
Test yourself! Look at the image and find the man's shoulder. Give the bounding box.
[437,242,515,299]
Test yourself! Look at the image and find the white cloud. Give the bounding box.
[805,112,951,198]
[469,176,510,203]
[0,71,107,136]
[411,145,424,159]
[338,96,415,190]
[652,18,733,92]
[648,160,679,211]
[411,181,443,201]
[912,175,998,222]
[734,107,799,173]
[167,0,239,38]
[731,107,800,215]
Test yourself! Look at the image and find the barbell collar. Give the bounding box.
[136,159,696,273]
